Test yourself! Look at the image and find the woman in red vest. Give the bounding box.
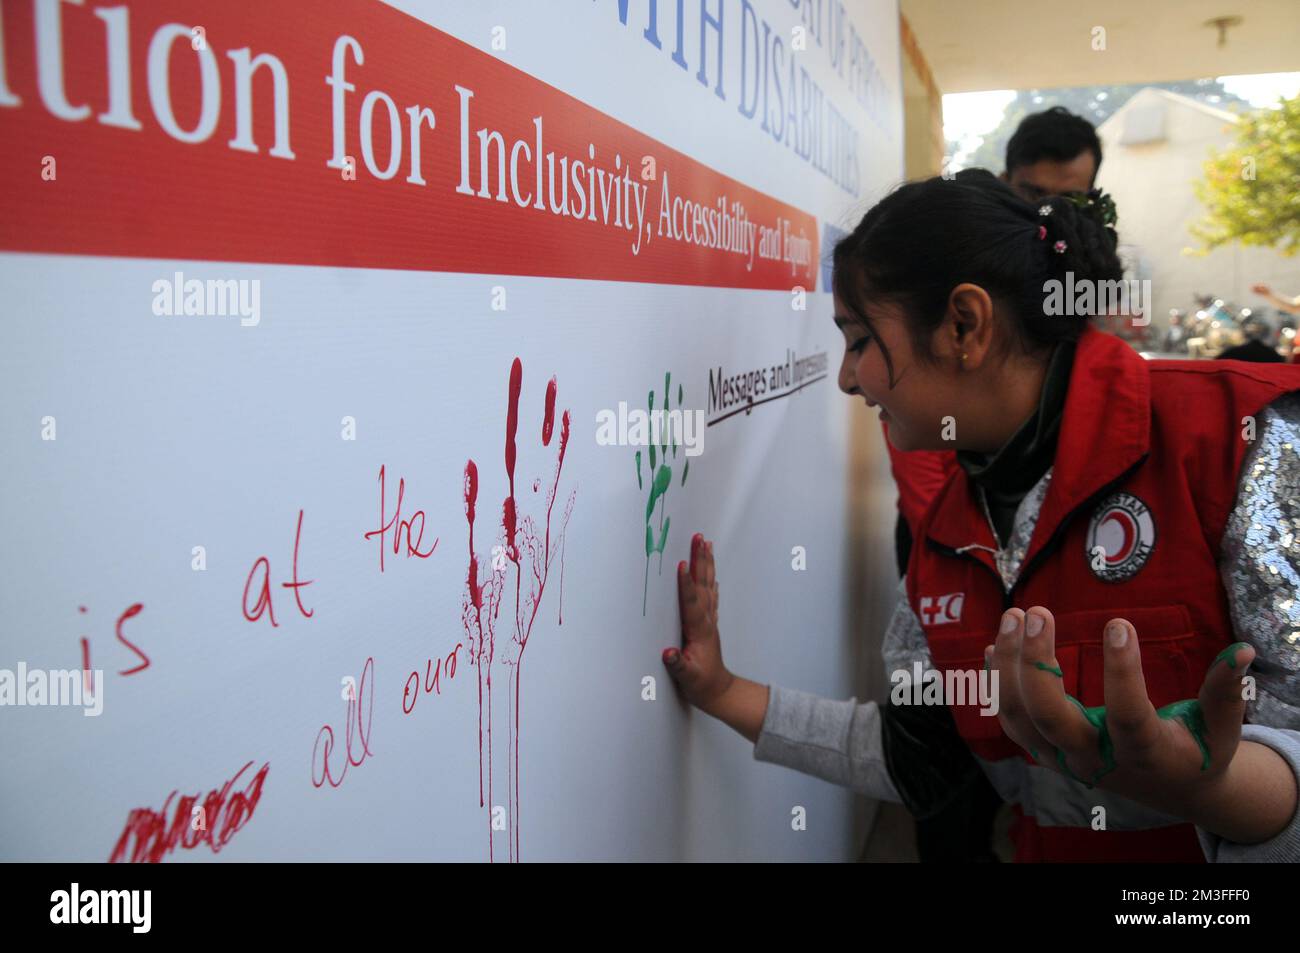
[663,170,1300,862]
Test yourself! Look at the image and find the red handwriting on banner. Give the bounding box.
[363,465,439,572]
[78,602,150,692]
[108,761,270,863]
[241,509,314,627]
[402,643,464,715]
[311,656,375,789]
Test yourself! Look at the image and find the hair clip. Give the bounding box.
[1037,225,1048,240]
[1066,188,1118,228]
[1038,204,1053,217]
[1053,240,1068,254]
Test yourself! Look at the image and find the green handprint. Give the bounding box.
[636,372,690,615]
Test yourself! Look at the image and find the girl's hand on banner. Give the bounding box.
[664,533,734,712]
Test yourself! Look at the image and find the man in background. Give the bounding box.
[1001,105,1103,200]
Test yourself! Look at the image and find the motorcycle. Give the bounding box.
[1185,295,1245,359]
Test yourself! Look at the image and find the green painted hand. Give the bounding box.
[986,607,1255,816]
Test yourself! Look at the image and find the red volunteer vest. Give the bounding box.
[907,328,1300,862]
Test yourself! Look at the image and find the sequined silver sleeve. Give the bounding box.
[1219,392,1300,728]
[882,575,934,675]
[1201,391,1300,861]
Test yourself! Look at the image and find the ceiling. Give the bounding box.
[899,0,1300,93]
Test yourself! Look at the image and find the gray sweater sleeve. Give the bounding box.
[1197,724,1300,862]
[1198,393,1300,862]
[751,583,918,802]
[752,684,901,801]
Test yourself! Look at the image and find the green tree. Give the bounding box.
[1191,93,1300,257]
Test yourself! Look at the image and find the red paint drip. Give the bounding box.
[542,376,557,446]
[505,358,522,502]
[462,457,497,860]
[558,534,567,627]
[465,462,481,613]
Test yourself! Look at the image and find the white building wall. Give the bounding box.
[1097,89,1298,333]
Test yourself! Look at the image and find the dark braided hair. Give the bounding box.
[832,169,1122,387]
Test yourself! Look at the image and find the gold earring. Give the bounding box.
[961,352,968,363]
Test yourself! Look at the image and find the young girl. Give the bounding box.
[662,170,1300,862]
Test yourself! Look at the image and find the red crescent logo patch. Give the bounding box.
[1085,492,1156,582]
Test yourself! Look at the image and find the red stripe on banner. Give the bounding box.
[0,0,819,290]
